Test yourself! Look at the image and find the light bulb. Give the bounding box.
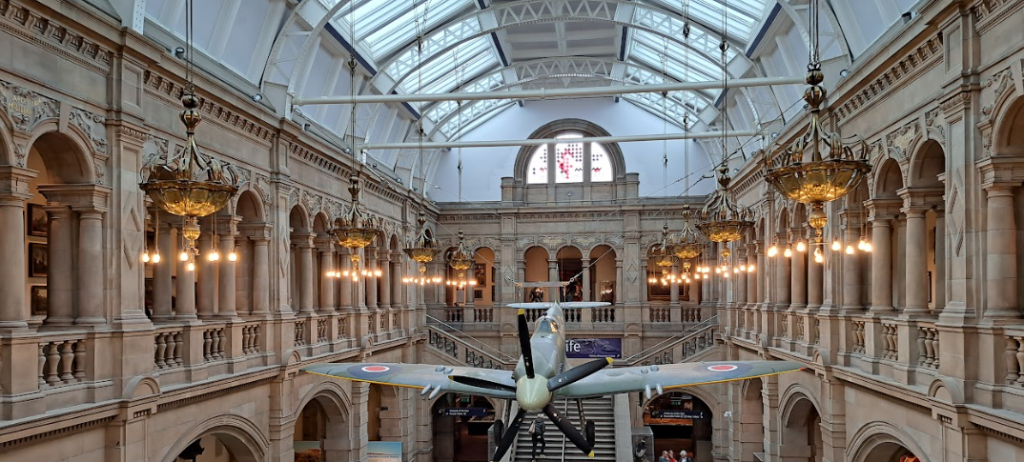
[783,248,792,258]
[186,262,195,272]
[723,272,730,278]
[857,240,865,251]
[748,265,755,272]
[734,267,740,273]
[814,251,824,264]
[375,269,382,277]
[152,253,161,264]
[179,251,189,261]
[767,245,778,257]
[342,270,350,277]
[208,252,219,262]
[714,268,720,274]
[142,252,151,263]
[863,241,873,252]
[228,252,238,262]
[831,240,841,251]
[796,241,806,252]
[845,245,855,255]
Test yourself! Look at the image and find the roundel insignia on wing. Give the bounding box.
[707,364,739,372]
[346,364,400,379]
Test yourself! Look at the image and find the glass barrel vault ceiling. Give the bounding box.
[318,0,771,138]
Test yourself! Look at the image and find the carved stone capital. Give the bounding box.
[36,184,111,212]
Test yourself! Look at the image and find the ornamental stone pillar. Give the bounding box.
[790,232,807,311]
[45,206,74,326]
[76,210,106,325]
[218,230,238,319]
[776,234,791,310]
[379,253,391,310]
[581,258,591,301]
[197,233,217,319]
[340,249,353,311]
[298,233,316,314]
[0,167,34,329]
[902,206,930,317]
[983,184,1020,320]
[548,259,558,302]
[252,235,271,315]
[840,213,862,312]
[318,241,335,313]
[867,200,900,314]
[152,223,175,320]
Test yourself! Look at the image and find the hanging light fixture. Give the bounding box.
[330,176,382,280]
[652,224,677,281]
[446,231,476,288]
[670,204,703,264]
[764,0,870,245]
[140,0,241,262]
[404,212,441,285]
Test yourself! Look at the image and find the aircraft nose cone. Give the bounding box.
[516,376,551,412]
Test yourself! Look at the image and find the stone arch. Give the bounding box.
[642,385,720,461]
[778,386,824,462]
[513,119,627,182]
[776,206,789,237]
[907,139,945,188]
[289,204,311,232]
[293,380,352,460]
[524,245,552,301]
[312,211,331,235]
[236,190,265,222]
[26,125,97,184]
[847,421,931,462]
[873,158,906,199]
[992,90,1024,157]
[0,114,17,166]
[161,413,269,462]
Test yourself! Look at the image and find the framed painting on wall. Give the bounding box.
[30,285,48,316]
[27,204,48,237]
[29,243,48,277]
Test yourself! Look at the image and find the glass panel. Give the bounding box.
[526,145,549,184]
[554,133,585,184]
[590,144,613,182]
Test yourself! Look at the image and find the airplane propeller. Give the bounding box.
[473,308,612,461]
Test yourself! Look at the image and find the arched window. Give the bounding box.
[525,131,615,184]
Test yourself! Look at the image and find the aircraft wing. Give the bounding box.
[302,363,517,400]
[554,360,805,399]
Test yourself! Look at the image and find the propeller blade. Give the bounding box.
[547,357,613,392]
[449,375,516,392]
[491,408,527,462]
[517,309,535,379]
[543,403,593,457]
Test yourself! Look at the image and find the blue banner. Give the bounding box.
[443,407,489,417]
[565,338,622,359]
[367,441,402,462]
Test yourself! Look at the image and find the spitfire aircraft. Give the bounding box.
[303,299,803,461]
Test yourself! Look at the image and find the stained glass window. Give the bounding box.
[526,145,548,184]
[591,143,612,182]
[554,133,585,184]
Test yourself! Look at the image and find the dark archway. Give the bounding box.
[644,392,714,462]
[432,394,497,462]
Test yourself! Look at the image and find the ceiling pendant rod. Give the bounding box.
[292,76,805,106]
[360,130,760,150]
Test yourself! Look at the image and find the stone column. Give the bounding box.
[790,235,807,310]
[868,202,896,314]
[318,243,335,313]
[581,258,591,301]
[983,185,1019,320]
[548,259,558,302]
[235,235,252,315]
[252,236,271,315]
[45,207,74,326]
[176,242,197,319]
[0,167,34,329]
[747,243,759,305]
[390,252,403,308]
[366,249,378,309]
[807,243,823,311]
[340,250,353,310]
[379,254,391,310]
[776,236,791,308]
[736,256,747,309]
[218,231,237,318]
[934,208,946,312]
[841,216,862,312]
[196,233,217,319]
[902,206,930,317]
[76,210,106,325]
[755,244,765,303]
[670,262,680,304]
[298,234,315,314]
[152,224,174,320]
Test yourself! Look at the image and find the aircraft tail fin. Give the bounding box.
[505,302,611,309]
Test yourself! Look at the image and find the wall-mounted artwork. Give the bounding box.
[31,285,48,316]
[27,204,47,237]
[29,243,48,277]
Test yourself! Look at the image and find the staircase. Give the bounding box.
[511,396,616,462]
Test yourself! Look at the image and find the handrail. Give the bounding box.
[426,315,517,363]
[621,315,719,365]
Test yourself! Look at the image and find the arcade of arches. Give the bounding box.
[0,2,1024,462]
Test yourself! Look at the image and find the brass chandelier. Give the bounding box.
[330,176,382,281]
[140,0,240,267]
[445,231,477,288]
[670,205,703,275]
[764,0,870,243]
[649,224,678,286]
[403,212,443,285]
[696,166,755,244]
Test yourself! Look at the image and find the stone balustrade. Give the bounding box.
[294,320,308,347]
[154,328,184,370]
[202,327,226,363]
[916,325,939,370]
[882,322,899,361]
[851,321,866,354]
[1006,336,1024,386]
[316,318,328,344]
[241,323,261,356]
[38,336,86,388]
[650,306,670,322]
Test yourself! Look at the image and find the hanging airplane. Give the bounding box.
[303,299,804,462]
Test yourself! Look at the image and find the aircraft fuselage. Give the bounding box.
[512,304,567,411]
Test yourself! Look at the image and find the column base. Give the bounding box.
[40,317,75,328]
[867,306,896,317]
[899,307,931,320]
[978,309,1024,326]
[74,317,107,326]
[0,320,29,331]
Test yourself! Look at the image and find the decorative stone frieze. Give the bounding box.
[0,1,113,74]
[834,36,943,122]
